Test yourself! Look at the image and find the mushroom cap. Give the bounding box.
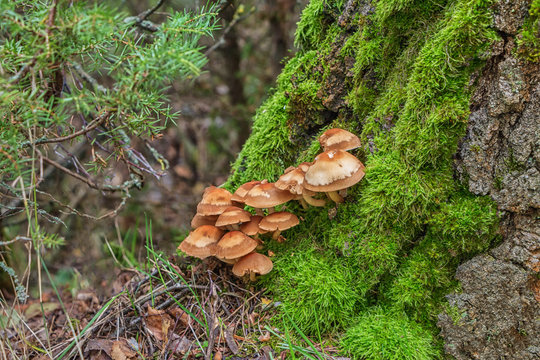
[275,168,306,195]
[232,253,273,277]
[231,180,263,203]
[298,162,313,172]
[240,215,265,236]
[196,186,234,216]
[178,225,223,259]
[259,211,299,232]
[215,231,258,260]
[319,128,361,152]
[215,206,252,228]
[244,182,296,208]
[190,213,218,228]
[304,150,366,192]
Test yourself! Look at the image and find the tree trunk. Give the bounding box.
[225,0,539,358]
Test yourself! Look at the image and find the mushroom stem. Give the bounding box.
[339,188,348,197]
[272,230,282,240]
[298,198,308,209]
[255,208,264,216]
[327,191,344,203]
[267,207,275,214]
[302,193,326,207]
[231,224,240,231]
[249,271,256,282]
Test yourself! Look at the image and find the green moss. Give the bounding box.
[225,0,502,354]
[295,0,345,51]
[341,307,438,360]
[262,248,359,335]
[517,0,540,62]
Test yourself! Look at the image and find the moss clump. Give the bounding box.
[517,0,540,62]
[225,0,502,354]
[262,248,358,335]
[341,307,437,360]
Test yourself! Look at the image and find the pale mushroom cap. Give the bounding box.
[190,214,218,228]
[232,253,273,277]
[304,150,366,192]
[259,211,300,232]
[240,215,264,236]
[244,182,295,208]
[275,168,305,195]
[298,162,313,172]
[178,225,224,259]
[244,183,295,209]
[215,206,252,227]
[231,180,262,203]
[196,186,233,216]
[319,128,361,152]
[215,231,258,259]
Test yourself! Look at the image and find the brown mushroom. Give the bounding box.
[258,211,299,241]
[304,150,365,203]
[215,206,251,230]
[190,213,218,228]
[196,186,234,216]
[231,180,266,204]
[177,225,224,259]
[232,253,273,281]
[244,182,295,215]
[214,231,258,261]
[240,215,267,249]
[319,128,361,152]
[275,164,325,208]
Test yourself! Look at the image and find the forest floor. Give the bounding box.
[3,256,343,359]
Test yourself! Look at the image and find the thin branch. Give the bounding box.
[40,155,141,193]
[0,236,32,247]
[33,111,110,146]
[138,0,166,21]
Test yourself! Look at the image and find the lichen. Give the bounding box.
[225,0,502,356]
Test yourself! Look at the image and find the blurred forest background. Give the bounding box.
[0,0,305,298]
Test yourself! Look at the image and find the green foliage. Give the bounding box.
[0,0,217,216]
[517,0,540,62]
[341,307,437,360]
[294,0,345,51]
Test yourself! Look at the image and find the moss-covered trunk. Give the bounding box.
[225,0,539,358]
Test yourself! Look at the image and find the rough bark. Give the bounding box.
[437,1,540,358]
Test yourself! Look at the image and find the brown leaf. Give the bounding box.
[168,336,191,354]
[145,306,173,342]
[111,340,137,360]
[167,307,190,326]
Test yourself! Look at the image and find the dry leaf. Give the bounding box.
[145,306,173,342]
[168,307,190,326]
[111,340,137,360]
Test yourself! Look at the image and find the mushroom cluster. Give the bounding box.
[178,128,366,281]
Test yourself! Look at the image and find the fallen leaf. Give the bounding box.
[168,336,191,354]
[145,306,173,342]
[111,340,137,360]
[261,298,272,306]
[168,307,190,326]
